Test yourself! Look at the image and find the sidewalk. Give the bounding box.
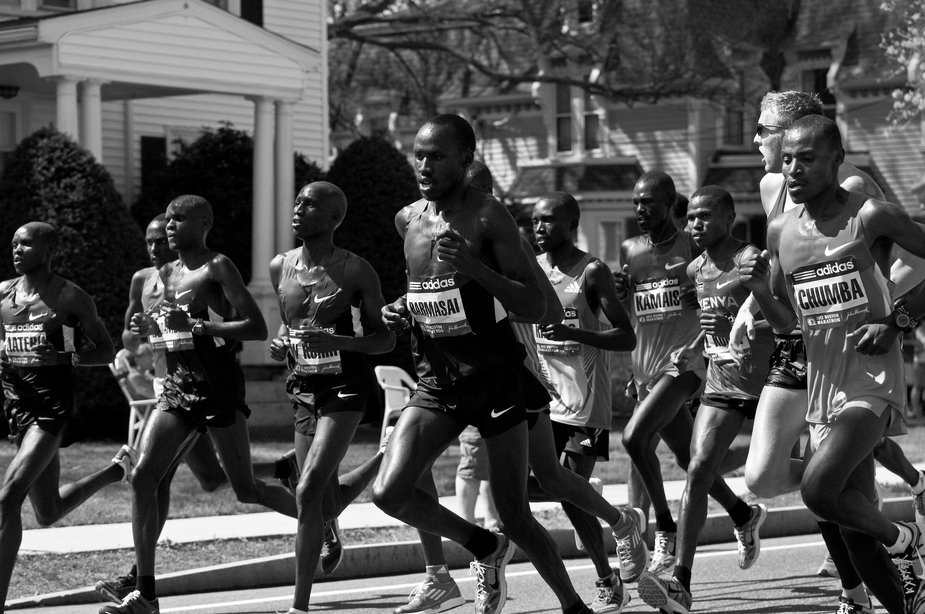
[9,466,922,610]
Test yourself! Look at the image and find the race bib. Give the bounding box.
[790,257,869,330]
[4,323,46,366]
[704,333,735,364]
[633,277,683,323]
[535,307,581,355]
[289,326,342,375]
[150,304,194,352]
[407,274,471,338]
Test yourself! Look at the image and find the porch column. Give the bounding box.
[79,80,104,161]
[242,96,278,366]
[275,100,295,255]
[54,77,79,141]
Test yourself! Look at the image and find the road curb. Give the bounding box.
[7,499,913,610]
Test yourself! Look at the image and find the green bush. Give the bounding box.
[0,127,148,440]
[325,136,419,303]
[132,123,324,282]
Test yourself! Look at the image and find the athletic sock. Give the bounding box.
[887,523,913,555]
[673,565,692,593]
[727,499,752,527]
[818,521,862,589]
[136,575,156,602]
[563,599,591,614]
[273,458,291,480]
[464,526,499,560]
[425,564,450,578]
[655,511,676,533]
[914,470,925,496]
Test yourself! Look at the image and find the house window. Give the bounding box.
[577,0,595,24]
[556,83,573,153]
[802,68,837,120]
[584,90,600,151]
[599,220,624,267]
[241,0,263,26]
[41,0,74,8]
[141,136,167,192]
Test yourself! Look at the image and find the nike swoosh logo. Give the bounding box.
[665,262,685,270]
[824,242,852,257]
[314,293,337,304]
[867,371,886,385]
[175,289,193,299]
[29,312,47,321]
[337,391,357,399]
[717,279,735,289]
[490,405,515,418]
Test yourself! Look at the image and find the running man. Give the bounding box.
[0,222,123,613]
[637,186,774,614]
[95,214,301,605]
[739,115,925,614]
[734,90,925,605]
[101,195,297,614]
[616,171,763,577]
[374,114,597,614]
[270,181,396,614]
[530,191,644,611]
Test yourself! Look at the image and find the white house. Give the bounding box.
[0,0,328,365]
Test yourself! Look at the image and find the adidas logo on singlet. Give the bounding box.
[564,281,581,293]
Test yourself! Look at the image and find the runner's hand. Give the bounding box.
[269,337,288,361]
[700,311,733,337]
[738,250,771,294]
[163,308,192,332]
[296,329,339,353]
[537,323,574,342]
[729,309,755,363]
[613,264,630,299]
[32,343,61,366]
[130,312,157,337]
[847,319,901,355]
[382,301,411,333]
[680,284,699,310]
[435,230,478,275]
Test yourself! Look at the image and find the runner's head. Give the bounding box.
[11,221,57,275]
[292,181,348,241]
[671,194,690,231]
[687,185,736,250]
[782,115,844,205]
[165,195,213,251]
[755,91,824,173]
[413,114,475,202]
[633,171,676,233]
[145,214,177,269]
[467,160,494,194]
[532,192,579,254]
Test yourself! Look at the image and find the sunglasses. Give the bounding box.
[756,123,784,137]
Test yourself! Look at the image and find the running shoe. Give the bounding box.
[637,571,691,614]
[98,590,159,614]
[614,507,648,582]
[816,554,839,579]
[913,471,925,525]
[280,448,299,496]
[576,477,604,551]
[891,521,925,614]
[95,571,136,605]
[836,594,874,614]
[111,445,138,484]
[395,573,465,614]
[733,503,767,570]
[320,519,344,575]
[589,571,629,614]
[647,530,677,576]
[468,532,516,614]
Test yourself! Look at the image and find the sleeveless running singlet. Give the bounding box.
[404,198,524,384]
[277,249,363,377]
[623,232,702,383]
[693,246,774,399]
[777,195,905,432]
[1,277,76,396]
[138,266,169,384]
[535,253,612,430]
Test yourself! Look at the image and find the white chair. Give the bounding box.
[374,365,416,441]
[110,348,157,448]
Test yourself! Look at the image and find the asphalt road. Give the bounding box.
[14,534,858,614]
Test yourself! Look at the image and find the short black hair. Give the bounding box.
[672,194,689,221]
[425,114,476,154]
[538,191,581,222]
[467,160,493,193]
[637,170,676,196]
[690,185,735,214]
[786,115,843,152]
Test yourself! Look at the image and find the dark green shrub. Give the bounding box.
[325,136,419,302]
[0,127,148,440]
[132,123,324,282]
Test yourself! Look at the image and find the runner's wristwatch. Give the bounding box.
[893,306,918,333]
[192,318,206,335]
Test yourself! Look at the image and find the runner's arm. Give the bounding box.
[738,222,797,333]
[563,260,636,351]
[509,237,564,325]
[121,269,148,352]
[322,258,395,355]
[60,284,115,366]
[195,255,268,341]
